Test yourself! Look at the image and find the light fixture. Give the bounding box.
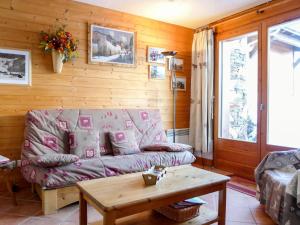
[161,50,177,143]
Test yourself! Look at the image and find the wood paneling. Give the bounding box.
[0,0,193,180]
[213,0,300,179]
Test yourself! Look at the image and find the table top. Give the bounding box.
[77,165,230,211]
[0,160,17,170]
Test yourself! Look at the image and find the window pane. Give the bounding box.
[268,18,300,148]
[219,32,258,142]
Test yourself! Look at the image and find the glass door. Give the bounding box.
[214,25,261,175]
[261,15,300,156]
[219,31,258,142]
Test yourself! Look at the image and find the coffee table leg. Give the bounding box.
[103,212,116,225]
[80,192,87,225]
[218,185,227,225]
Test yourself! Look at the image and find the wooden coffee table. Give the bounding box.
[77,165,230,225]
[0,159,18,205]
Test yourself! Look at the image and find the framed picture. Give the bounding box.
[174,76,186,91]
[149,65,165,79]
[0,48,31,85]
[147,47,165,64]
[169,58,184,71]
[89,24,136,66]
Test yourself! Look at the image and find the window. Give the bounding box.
[219,32,258,142]
[268,18,300,148]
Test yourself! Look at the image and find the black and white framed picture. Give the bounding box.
[0,48,31,85]
[149,65,165,79]
[147,47,165,64]
[89,24,136,66]
[174,76,186,91]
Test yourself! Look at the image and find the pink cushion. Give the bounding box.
[69,130,101,159]
[109,130,140,155]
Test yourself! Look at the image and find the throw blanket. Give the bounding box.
[255,149,300,225]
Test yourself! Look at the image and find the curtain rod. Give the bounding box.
[195,0,283,33]
[195,26,215,33]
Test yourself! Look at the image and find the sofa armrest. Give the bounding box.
[255,149,300,183]
[29,154,79,168]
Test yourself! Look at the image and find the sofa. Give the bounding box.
[255,149,300,225]
[20,109,196,214]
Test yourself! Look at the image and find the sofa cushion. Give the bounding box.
[109,130,140,155]
[29,154,79,168]
[69,130,101,159]
[21,151,196,188]
[142,143,193,152]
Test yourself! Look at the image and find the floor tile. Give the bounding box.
[226,207,256,223]
[5,200,42,216]
[19,217,75,225]
[65,204,102,224]
[225,222,256,225]
[0,213,29,225]
[0,197,17,213]
[34,202,78,221]
[251,207,276,225]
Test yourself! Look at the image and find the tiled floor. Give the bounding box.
[0,183,275,225]
[229,176,257,191]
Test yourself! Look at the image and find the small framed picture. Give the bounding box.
[0,48,31,86]
[169,58,184,71]
[89,24,136,66]
[174,76,186,91]
[149,65,165,79]
[147,47,165,64]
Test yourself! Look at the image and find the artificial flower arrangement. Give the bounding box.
[39,26,78,63]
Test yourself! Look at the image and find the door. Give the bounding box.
[261,11,300,157]
[214,24,261,178]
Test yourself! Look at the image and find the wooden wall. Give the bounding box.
[0,0,193,168]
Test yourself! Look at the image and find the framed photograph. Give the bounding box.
[147,47,165,64]
[174,76,186,91]
[89,24,136,66]
[169,58,184,71]
[0,48,31,85]
[149,65,165,79]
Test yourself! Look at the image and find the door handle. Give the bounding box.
[260,104,265,111]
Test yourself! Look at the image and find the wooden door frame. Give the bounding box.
[260,9,300,158]
[213,23,262,179]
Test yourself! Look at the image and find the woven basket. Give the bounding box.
[155,205,201,222]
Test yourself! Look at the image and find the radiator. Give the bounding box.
[166,128,189,144]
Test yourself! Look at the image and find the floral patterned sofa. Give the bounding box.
[21,109,195,214]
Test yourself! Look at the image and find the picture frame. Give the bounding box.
[174,76,186,91]
[0,47,31,86]
[147,47,165,64]
[149,65,165,79]
[169,58,184,71]
[88,24,136,66]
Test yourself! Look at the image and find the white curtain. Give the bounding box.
[189,29,214,154]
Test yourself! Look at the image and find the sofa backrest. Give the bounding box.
[22,109,167,158]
